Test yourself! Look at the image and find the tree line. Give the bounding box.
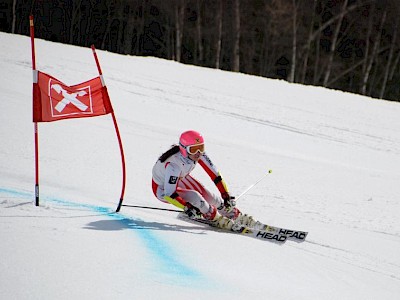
[1,0,400,101]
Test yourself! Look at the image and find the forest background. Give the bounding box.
[1,0,400,102]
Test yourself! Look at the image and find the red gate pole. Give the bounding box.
[91,45,126,212]
[30,15,40,206]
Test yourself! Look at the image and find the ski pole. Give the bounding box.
[236,169,272,200]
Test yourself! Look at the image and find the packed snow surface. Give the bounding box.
[1,32,400,299]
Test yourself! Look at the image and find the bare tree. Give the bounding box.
[389,50,400,81]
[195,0,204,63]
[263,0,296,80]
[232,0,240,72]
[11,0,17,33]
[360,5,373,82]
[69,1,82,45]
[135,2,149,55]
[361,8,386,95]
[379,16,398,98]
[175,0,185,62]
[323,0,348,87]
[123,4,136,55]
[288,0,298,83]
[215,0,223,69]
[300,0,318,83]
[101,1,115,49]
[312,29,321,85]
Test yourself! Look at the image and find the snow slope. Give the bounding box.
[1,32,400,300]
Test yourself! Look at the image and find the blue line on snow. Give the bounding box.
[0,187,207,286]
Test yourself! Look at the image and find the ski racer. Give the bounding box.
[151,130,254,229]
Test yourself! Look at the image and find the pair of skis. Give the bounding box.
[178,212,308,244]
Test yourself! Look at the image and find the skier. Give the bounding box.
[152,130,254,229]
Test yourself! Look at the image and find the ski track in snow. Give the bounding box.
[297,240,400,282]
[116,75,400,155]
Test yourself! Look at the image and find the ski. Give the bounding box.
[252,221,308,242]
[177,212,287,244]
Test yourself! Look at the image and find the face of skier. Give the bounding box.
[188,151,202,161]
[186,143,205,162]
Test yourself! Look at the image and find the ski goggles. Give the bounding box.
[186,143,205,155]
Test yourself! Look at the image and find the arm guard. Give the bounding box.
[199,154,229,194]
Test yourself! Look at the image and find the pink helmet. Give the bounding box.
[179,130,205,157]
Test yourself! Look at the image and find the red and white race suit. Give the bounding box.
[152,151,228,214]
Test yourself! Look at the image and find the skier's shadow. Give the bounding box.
[83,216,210,235]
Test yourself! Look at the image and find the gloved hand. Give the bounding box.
[184,203,201,218]
[221,192,236,209]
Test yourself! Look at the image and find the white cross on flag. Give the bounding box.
[33,71,113,122]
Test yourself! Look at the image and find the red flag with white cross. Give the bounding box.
[33,71,113,122]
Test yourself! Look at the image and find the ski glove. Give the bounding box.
[222,192,236,209]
